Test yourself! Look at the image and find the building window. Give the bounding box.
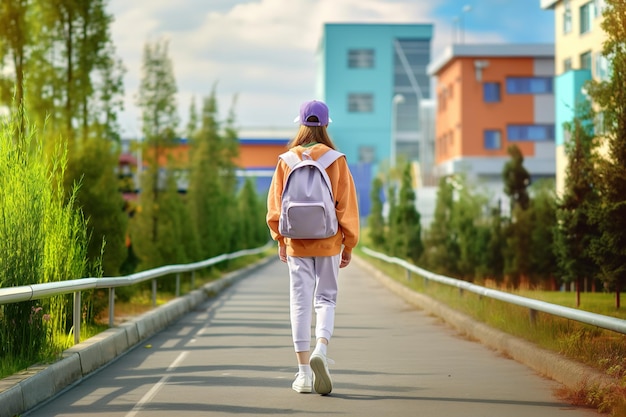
[563,57,572,72]
[580,1,594,34]
[484,130,501,150]
[506,77,553,94]
[348,49,375,68]
[580,50,592,70]
[348,93,374,112]
[594,0,605,16]
[507,124,555,141]
[483,82,501,102]
[563,0,572,33]
[595,52,610,80]
[393,38,431,99]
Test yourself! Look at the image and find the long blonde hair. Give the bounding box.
[287,122,337,150]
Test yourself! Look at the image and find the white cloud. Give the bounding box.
[107,0,501,137]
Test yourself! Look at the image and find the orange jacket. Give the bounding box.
[266,143,360,257]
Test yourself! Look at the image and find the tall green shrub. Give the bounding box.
[422,176,459,277]
[585,0,626,307]
[452,179,488,281]
[186,93,239,259]
[385,183,399,256]
[393,163,423,264]
[237,178,268,249]
[0,115,90,362]
[554,111,601,294]
[367,177,386,249]
[528,180,558,288]
[503,144,531,213]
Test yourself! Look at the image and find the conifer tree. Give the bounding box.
[502,144,532,288]
[237,178,268,249]
[479,201,505,283]
[186,91,240,258]
[554,112,600,298]
[503,205,532,288]
[187,93,225,258]
[367,177,386,249]
[502,144,531,213]
[0,0,33,138]
[585,0,626,307]
[157,167,196,268]
[385,183,399,256]
[393,162,423,263]
[133,39,179,267]
[422,176,459,276]
[529,180,558,288]
[221,97,241,253]
[452,178,487,280]
[70,138,127,275]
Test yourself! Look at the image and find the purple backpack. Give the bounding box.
[278,149,344,239]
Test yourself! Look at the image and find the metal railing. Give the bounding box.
[362,247,626,335]
[0,242,273,344]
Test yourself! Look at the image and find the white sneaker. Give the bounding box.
[292,372,312,393]
[310,351,333,395]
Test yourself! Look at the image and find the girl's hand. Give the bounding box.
[340,251,351,268]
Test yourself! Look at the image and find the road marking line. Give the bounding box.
[125,351,188,417]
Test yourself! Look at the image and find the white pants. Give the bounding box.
[287,254,340,352]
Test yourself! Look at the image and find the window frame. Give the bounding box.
[505,77,554,95]
[580,50,592,70]
[580,1,594,34]
[507,124,555,142]
[347,93,374,113]
[563,57,573,72]
[484,130,502,150]
[483,82,501,103]
[563,0,572,34]
[348,49,375,69]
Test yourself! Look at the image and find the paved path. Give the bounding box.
[25,258,598,416]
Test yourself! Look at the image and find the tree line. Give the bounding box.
[0,0,268,365]
[368,0,626,308]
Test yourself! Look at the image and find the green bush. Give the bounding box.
[0,114,90,363]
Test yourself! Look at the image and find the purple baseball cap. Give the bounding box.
[294,100,332,126]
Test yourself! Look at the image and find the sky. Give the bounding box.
[107,0,554,138]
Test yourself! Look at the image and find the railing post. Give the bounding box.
[109,288,115,328]
[529,308,537,326]
[406,269,411,281]
[73,291,81,345]
[176,273,181,297]
[152,279,157,307]
[191,271,195,290]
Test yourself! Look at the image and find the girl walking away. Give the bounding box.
[266,100,360,395]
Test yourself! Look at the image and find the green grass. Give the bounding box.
[516,289,626,319]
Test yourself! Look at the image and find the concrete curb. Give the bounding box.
[0,256,272,417]
[353,255,616,393]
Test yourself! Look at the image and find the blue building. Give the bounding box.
[317,23,433,215]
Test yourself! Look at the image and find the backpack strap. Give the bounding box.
[279,149,344,170]
[278,151,301,169]
[316,149,344,169]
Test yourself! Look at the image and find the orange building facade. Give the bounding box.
[428,44,556,190]
[118,128,292,200]
[233,128,291,194]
